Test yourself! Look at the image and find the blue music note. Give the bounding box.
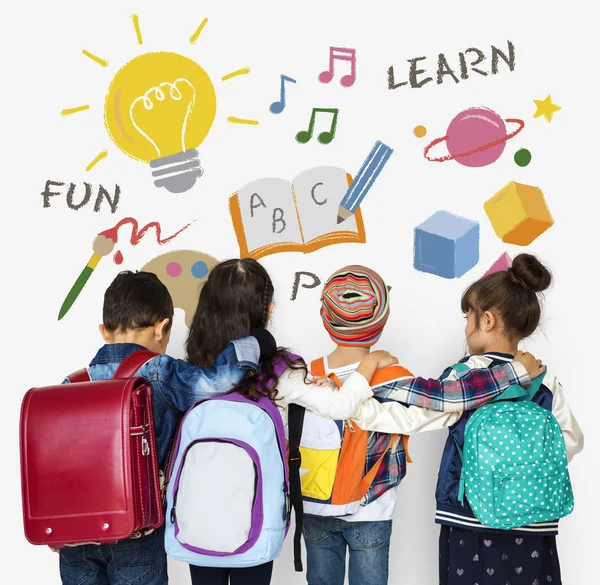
[269,74,297,114]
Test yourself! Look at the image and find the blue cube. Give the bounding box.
[414,211,479,279]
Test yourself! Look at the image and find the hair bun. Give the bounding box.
[508,254,552,293]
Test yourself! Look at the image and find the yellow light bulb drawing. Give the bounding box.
[105,52,216,193]
[61,16,259,189]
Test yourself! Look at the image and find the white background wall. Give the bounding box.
[3,0,597,583]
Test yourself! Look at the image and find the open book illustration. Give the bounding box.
[229,166,366,259]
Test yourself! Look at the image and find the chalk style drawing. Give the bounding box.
[483,252,512,277]
[58,218,193,320]
[319,47,357,87]
[388,41,516,90]
[41,180,121,213]
[533,94,561,122]
[296,108,339,144]
[61,15,258,193]
[414,211,480,279]
[337,141,393,224]
[270,75,297,114]
[484,181,554,246]
[141,250,219,327]
[424,106,524,167]
[413,125,427,138]
[229,166,366,260]
[290,272,322,301]
[514,148,532,167]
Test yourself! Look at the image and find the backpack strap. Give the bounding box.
[311,357,344,389]
[66,368,91,383]
[161,415,183,503]
[310,357,326,377]
[287,403,306,572]
[522,372,546,401]
[113,350,158,379]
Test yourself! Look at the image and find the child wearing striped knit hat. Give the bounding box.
[300,265,541,585]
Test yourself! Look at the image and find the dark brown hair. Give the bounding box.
[185,258,307,401]
[461,254,552,339]
[103,271,174,333]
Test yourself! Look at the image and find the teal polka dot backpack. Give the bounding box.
[452,363,574,530]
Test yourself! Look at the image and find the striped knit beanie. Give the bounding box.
[320,265,390,347]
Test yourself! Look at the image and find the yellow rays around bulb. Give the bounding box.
[61,105,91,117]
[86,150,108,171]
[82,50,109,67]
[222,67,251,82]
[131,14,143,45]
[227,117,259,125]
[190,18,209,44]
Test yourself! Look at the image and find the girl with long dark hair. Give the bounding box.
[185,258,397,585]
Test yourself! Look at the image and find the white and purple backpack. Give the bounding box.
[164,357,304,570]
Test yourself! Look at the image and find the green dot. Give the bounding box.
[514,148,532,167]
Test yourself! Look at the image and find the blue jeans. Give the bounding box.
[302,515,392,585]
[59,526,167,585]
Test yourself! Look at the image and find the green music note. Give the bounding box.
[296,108,339,145]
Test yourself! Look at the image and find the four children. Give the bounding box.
[51,254,581,585]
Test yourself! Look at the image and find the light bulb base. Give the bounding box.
[149,149,203,193]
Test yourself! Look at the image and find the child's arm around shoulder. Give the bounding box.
[144,330,276,412]
[350,396,461,434]
[371,352,540,412]
[542,371,584,463]
[276,350,397,420]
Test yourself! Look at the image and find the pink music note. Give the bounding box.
[318,47,357,88]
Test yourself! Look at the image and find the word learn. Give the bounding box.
[388,41,515,89]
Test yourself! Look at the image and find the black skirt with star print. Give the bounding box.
[439,526,561,585]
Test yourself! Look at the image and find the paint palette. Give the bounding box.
[141,250,219,326]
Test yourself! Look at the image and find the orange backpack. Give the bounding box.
[297,358,412,517]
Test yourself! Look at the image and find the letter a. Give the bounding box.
[250,193,267,217]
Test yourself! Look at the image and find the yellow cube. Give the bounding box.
[484,181,554,246]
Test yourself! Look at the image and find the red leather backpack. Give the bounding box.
[20,350,163,546]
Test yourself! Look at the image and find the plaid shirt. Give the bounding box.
[372,360,531,411]
[362,360,531,504]
[363,431,406,505]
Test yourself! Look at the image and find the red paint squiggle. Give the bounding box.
[99,217,195,246]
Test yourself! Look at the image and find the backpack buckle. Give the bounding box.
[284,489,291,522]
[141,436,150,456]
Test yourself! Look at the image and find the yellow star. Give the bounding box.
[533,95,561,122]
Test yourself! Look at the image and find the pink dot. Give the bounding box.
[166,262,182,277]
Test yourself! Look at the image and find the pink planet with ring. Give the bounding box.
[424,106,525,167]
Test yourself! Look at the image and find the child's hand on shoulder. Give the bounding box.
[311,376,338,390]
[369,350,399,369]
[514,350,546,379]
[355,350,398,383]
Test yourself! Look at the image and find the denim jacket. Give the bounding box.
[63,337,261,470]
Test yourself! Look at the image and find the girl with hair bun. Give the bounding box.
[358,254,583,584]
[437,254,583,585]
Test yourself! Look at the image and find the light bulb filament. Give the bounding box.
[129,78,196,157]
